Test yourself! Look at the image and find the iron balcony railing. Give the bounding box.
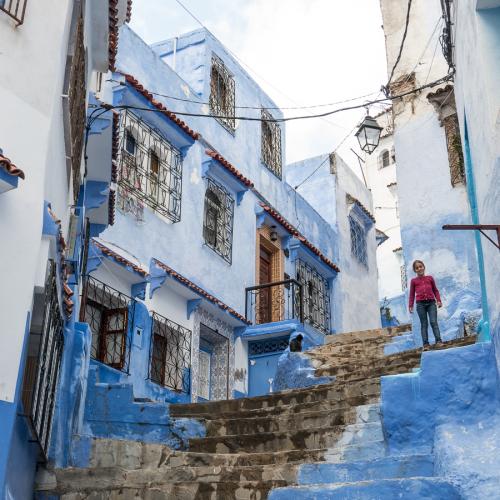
[245,279,304,325]
[0,0,27,25]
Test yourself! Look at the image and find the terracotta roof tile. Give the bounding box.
[108,0,119,71]
[126,0,133,22]
[92,239,149,277]
[393,246,403,253]
[154,259,251,324]
[0,152,25,179]
[123,74,200,141]
[346,194,376,223]
[108,189,116,226]
[205,149,254,189]
[427,84,454,100]
[259,203,341,273]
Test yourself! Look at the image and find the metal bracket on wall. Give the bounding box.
[442,224,500,251]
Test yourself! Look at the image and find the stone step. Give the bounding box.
[323,324,412,345]
[204,403,380,438]
[173,385,381,421]
[268,477,462,500]
[188,424,350,454]
[205,406,358,437]
[54,479,290,500]
[316,357,420,378]
[325,438,387,463]
[297,454,434,484]
[171,379,381,419]
[316,350,422,375]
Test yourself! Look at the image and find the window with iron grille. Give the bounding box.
[379,149,390,168]
[21,260,64,459]
[68,16,87,202]
[209,54,236,133]
[296,259,331,334]
[203,178,234,263]
[149,312,191,393]
[80,275,134,372]
[261,109,282,178]
[349,215,368,267]
[117,111,183,222]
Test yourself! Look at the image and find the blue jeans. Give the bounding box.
[416,300,442,344]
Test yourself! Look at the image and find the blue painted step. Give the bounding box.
[268,477,462,500]
[298,454,434,484]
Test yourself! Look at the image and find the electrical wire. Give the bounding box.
[383,0,413,96]
[108,77,379,112]
[107,73,452,125]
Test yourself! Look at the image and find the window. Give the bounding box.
[80,276,134,372]
[261,109,282,178]
[149,312,191,393]
[349,215,368,267]
[209,54,236,133]
[203,179,234,263]
[0,0,27,25]
[379,149,390,168]
[117,111,183,222]
[296,259,331,334]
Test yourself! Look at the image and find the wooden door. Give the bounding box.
[258,246,273,323]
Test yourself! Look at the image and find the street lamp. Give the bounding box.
[355,115,383,154]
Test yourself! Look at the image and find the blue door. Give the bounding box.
[248,336,289,397]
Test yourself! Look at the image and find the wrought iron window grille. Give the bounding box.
[68,16,87,202]
[80,275,134,373]
[117,111,183,223]
[0,0,27,25]
[209,54,236,133]
[379,149,390,169]
[149,312,191,393]
[21,260,64,459]
[261,108,282,178]
[296,259,331,334]
[349,215,368,267]
[203,178,234,263]
[245,278,304,325]
[248,336,290,356]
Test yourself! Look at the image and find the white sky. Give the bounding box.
[130,0,389,171]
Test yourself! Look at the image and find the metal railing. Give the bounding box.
[22,260,64,459]
[245,279,303,325]
[0,0,27,25]
[149,311,191,393]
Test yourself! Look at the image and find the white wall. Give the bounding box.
[364,111,405,300]
[0,1,73,402]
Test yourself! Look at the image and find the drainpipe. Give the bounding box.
[463,117,490,342]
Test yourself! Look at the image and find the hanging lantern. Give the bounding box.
[355,115,383,154]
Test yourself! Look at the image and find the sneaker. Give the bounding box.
[422,343,430,350]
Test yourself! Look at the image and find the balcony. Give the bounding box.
[0,0,27,25]
[245,279,303,325]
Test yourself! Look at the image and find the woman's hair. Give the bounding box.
[412,259,425,272]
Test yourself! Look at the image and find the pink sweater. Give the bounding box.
[409,275,441,308]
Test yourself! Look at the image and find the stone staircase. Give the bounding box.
[37,325,477,499]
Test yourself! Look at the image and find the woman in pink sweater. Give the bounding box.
[409,260,443,347]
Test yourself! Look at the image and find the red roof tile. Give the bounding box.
[427,84,454,100]
[205,149,255,189]
[109,0,119,71]
[153,259,251,324]
[0,153,25,179]
[92,239,149,277]
[122,74,200,141]
[259,203,341,273]
[346,194,376,224]
[126,0,133,22]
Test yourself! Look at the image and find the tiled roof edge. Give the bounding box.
[0,153,25,179]
[347,194,376,224]
[92,239,149,277]
[259,203,341,273]
[205,149,255,188]
[153,258,251,324]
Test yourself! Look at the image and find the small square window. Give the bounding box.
[150,150,160,176]
[125,131,136,155]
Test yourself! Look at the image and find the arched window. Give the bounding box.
[380,149,390,168]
